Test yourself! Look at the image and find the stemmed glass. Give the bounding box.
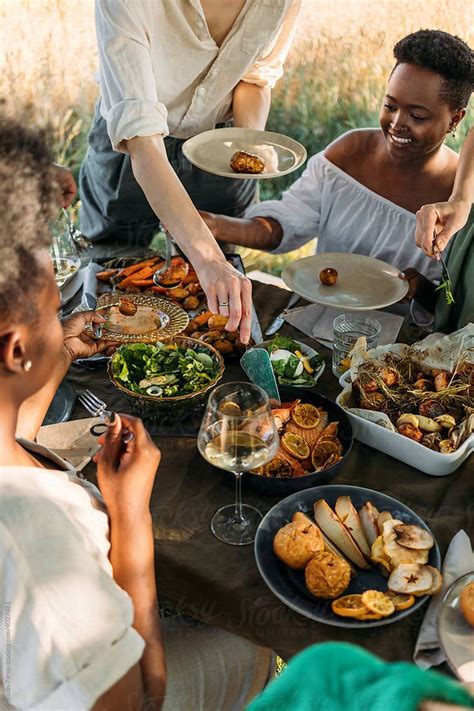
[198,382,279,545]
[49,215,81,288]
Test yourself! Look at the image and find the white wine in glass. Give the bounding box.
[49,217,81,288]
[198,382,279,545]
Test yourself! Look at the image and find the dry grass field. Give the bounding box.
[1,0,472,272]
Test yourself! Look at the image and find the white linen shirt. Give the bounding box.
[96,0,301,151]
[245,146,441,284]
[0,441,144,710]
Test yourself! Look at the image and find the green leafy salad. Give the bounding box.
[266,334,323,386]
[111,342,219,397]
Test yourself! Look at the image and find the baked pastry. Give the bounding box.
[460,581,474,627]
[273,519,324,570]
[305,550,351,599]
[230,150,265,174]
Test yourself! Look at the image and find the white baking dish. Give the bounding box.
[336,370,474,476]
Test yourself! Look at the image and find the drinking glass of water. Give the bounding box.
[198,382,279,545]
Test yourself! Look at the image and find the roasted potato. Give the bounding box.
[208,314,229,330]
[186,282,202,296]
[230,150,265,174]
[166,287,189,300]
[183,296,200,310]
[193,310,213,327]
[213,339,234,355]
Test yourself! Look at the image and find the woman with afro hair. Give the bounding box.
[201,29,473,332]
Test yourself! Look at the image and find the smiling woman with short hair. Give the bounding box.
[201,29,474,331]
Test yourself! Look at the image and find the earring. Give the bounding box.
[22,359,32,372]
[449,123,457,137]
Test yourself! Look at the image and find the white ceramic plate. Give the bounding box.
[438,572,474,683]
[282,253,408,311]
[257,339,325,387]
[182,127,307,180]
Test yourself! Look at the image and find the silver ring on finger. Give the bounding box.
[218,300,229,307]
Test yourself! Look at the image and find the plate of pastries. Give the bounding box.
[255,484,441,628]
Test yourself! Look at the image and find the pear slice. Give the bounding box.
[334,496,371,558]
[424,566,443,595]
[393,524,434,551]
[377,511,393,535]
[388,564,433,596]
[370,535,392,573]
[313,499,370,569]
[359,502,380,547]
[292,511,356,576]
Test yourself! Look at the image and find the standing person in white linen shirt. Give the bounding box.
[79,0,301,344]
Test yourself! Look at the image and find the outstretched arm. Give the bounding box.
[415,128,474,256]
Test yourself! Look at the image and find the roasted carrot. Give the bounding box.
[117,265,161,289]
[118,258,161,279]
[123,278,156,288]
[182,270,198,285]
[150,285,167,294]
[96,269,119,283]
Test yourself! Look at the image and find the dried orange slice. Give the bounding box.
[281,432,310,460]
[357,611,383,620]
[361,590,395,617]
[311,440,342,469]
[384,590,415,611]
[291,403,321,429]
[331,595,366,618]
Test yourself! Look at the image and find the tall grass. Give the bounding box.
[1,0,472,273]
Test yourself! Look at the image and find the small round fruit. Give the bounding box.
[281,432,310,460]
[118,298,137,316]
[305,551,351,599]
[319,267,338,286]
[291,403,321,429]
[331,594,366,618]
[361,590,395,617]
[219,402,242,416]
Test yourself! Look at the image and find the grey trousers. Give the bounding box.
[79,104,256,249]
[161,617,274,711]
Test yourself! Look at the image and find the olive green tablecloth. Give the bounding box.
[69,282,473,662]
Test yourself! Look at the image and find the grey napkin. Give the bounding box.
[414,530,474,669]
[61,265,87,308]
[36,417,102,471]
[80,261,103,306]
[284,303,403,348]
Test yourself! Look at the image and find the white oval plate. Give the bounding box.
[182,127,307,180]
[282,253,408,311]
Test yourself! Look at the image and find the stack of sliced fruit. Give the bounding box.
[272,495,441,621]
[254,401,344,479]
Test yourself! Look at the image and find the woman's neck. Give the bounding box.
[0,396,39,467]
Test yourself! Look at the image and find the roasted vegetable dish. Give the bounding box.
[353,352,473,453]
[253,399,344,479]
[229,150,265,174]
[111,342,220,397]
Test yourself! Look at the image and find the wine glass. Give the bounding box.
[49,216,81,288]
[198,382,279,545]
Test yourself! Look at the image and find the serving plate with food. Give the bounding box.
[282,253,408,310]
[255,484,441,628]
[182,127,307,180]
[438,572,474,683]
[255,335,325,387]
[94,253,261,356]
[336,325,474,475]
[225,386,352,495]
[108,337,224,421]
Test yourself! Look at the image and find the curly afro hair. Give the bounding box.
[393,30,474,110]
[0,115,58,325]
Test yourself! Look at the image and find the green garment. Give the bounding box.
[247,643,474,711]
[434,207,474,333]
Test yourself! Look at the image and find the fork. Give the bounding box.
[78,390,135,442]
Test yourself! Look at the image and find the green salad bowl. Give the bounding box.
[107,336,225,422]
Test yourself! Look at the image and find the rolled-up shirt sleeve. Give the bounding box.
[245,152,324,253]
[241,0,301,88]
[96,0,169,152]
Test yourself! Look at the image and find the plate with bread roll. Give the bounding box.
[438,572,474,683]
[255,484,441,628]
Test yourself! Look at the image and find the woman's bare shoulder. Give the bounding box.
[324,129,380,170]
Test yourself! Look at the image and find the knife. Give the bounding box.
[265,291,301,336]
